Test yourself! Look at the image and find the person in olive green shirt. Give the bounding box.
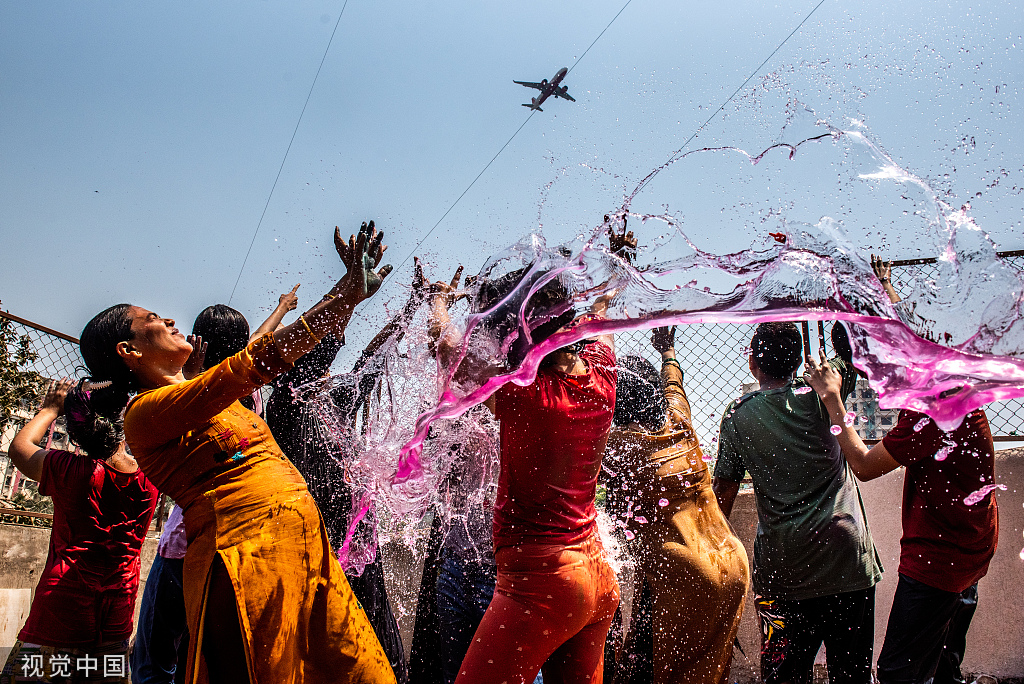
[713,322,882,684]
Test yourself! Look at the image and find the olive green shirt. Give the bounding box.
[714,358,883,601]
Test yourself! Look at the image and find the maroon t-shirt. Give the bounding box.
[882,409,998,593]
[493,341,616,551]
[19,450,159,647]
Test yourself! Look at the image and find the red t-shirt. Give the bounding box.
[882,409,998,593]
[493,340,616,551]
[19,450,159,647]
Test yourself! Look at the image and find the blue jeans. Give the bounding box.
[435,549,543,684]
[131,555,188,684]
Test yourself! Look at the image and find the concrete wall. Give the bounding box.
[725,447,1024,681]
[1,448,1021,679]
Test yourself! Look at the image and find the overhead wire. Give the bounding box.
[229,0,352,305]
[634,0,829,197]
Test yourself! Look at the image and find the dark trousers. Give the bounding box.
[130,555,188,684]
[756,585,875,684]
[435,550,499,684]
[876,575,978,684]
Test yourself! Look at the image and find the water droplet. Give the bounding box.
[830,425,843,435]
[658,498,669,507]
[794,386,813,395]
[913,417,930,432]
[844,411,857,427]
[963,483,1006,505]
[624,530,635,541]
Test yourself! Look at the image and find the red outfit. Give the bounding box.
[882,409,998,593]
[492,340,618,551]
[19,450,159,647]
[457,341,619,684]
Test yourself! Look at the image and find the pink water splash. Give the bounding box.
[844,411,857,427]
[658,498,669,507]
[830,425,843,435]
[794,386,813,395]
[962,483,1007,506]
[913,417,930,432]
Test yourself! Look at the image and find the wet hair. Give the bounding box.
[750,322,803,380]
[831,321,854,364]
[193,305,249,369]
[613,355,666,432]
[79,303,137,443]
[473,265,575,368]
[63,380,124,460]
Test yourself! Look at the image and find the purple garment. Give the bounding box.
[156,505,187,560]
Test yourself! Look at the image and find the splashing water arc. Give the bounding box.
[302,114,1024,571]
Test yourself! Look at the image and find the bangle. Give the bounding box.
[322,293,336,302]
[662,358,681,368]
[299,315,322,344]
[879,278,890,284]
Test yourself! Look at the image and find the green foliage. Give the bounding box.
[0,307,44,433]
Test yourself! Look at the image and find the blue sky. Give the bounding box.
[2,0,1022,367]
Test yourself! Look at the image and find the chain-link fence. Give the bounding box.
[614,250,1024,451]
[0,310,172,531]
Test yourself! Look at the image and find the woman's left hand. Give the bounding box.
[651,326,676,353]
[183,335,207,380]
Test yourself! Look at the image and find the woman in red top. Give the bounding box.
[429,259,621,684]
[4,377,159,680]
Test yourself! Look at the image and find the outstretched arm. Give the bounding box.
[804,349,900,481]
[651,326,692,431]
[274,221,393,365]
[251,284,300,343]
[9,379,72,482]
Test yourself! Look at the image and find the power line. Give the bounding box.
[374,0,637,295]
[634,0,829,197]
[228,0,351,304]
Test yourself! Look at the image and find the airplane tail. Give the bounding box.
[522,97,542,111]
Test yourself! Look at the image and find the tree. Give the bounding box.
[0,302,45,436]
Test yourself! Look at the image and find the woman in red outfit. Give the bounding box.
[428,260,621,684]
[3,378,159,681]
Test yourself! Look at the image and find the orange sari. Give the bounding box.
[606,361,749,684]
[124,334,395,684]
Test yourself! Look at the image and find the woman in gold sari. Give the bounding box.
[78,223,397,684]
[607,327,749,684]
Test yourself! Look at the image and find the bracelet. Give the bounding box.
[322,293,336,302]
[299,315,322,344]
[662,358,681,368]
[879,278,890,284]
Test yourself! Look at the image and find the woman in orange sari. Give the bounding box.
[606,327,749,684]
[78,223,397,684]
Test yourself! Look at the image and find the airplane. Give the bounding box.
[514,67,576,111]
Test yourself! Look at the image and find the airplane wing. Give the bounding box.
[513,80,545,90]
[555,91,576,102]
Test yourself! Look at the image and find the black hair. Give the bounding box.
[613,355,666,432]
[473,265,575,368]
[80,305,138,405]
[750,322,803,380]
[193,305,250,369]
[63,381,124,460]
[831,321,854,364]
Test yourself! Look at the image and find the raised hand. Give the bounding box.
[430,265,466,309]
[803,349,843,402]
[279,284,300,312]
[651,326,676,353]
[334,221,393,303]
[183,335,208,379]
[870,254,892,283]
[606,214,637,262]
[40,378,73,415]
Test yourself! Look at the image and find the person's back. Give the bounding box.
[713,322,881,684]
[717,371,880,598]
